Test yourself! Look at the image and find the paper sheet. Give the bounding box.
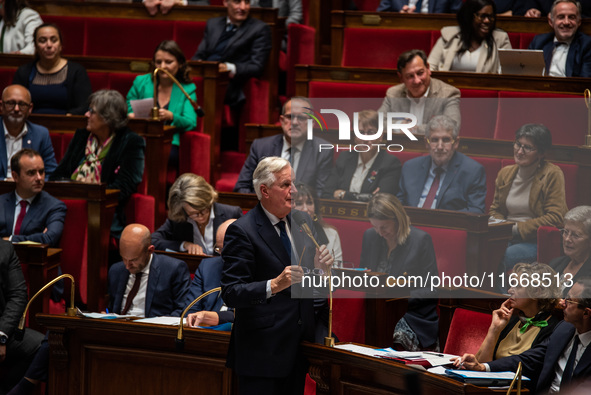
[130,98,154,118]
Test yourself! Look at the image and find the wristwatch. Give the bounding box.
[0,335,8,345]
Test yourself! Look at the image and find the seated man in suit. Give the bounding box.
[524,0,591,17]
[222,156,333,394]
[457,277,591,394]
[192,0,271,108]
[397,115,486,213]
[234,97,333,196]
[529,0,591,78]
[185,219,236,327]
[0,148,66,247]
[377,0,462,13]
[378,49,461,135]
[108,224,191,318]
[0,85,57,180]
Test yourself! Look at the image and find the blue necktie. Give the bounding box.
[277,220,292,257]
[561,335,580,387]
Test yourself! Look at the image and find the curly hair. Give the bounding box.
[512,262,560,312]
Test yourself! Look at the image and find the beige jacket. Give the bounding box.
[489,161,568,242]
[428,26,511,74]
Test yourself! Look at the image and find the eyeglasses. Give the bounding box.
[283,113,309,123]
[88,107,97,115]
[513,141,537,153]
[564,298,585,307]
[358,129,378,136]
[3,100,31,110]
[474,12,495,21]
[426,137,455,146]
[560,228,586,241]
[302,267,325,276]
[185,207,209,219]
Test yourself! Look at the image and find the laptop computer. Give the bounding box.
[498,49,545,76]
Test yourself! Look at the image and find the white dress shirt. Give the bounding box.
[3,120,28,177]
[121,254,153,317]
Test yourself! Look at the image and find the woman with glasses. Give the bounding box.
[12,23,91,115]
[490,124,567,274]
[427,0,511,73]
[50,90,145,238]
[550,206,591,295]
[152,173,242,255]
[463,263,561,365]
[361,193,439,351]
[322,110,401,202]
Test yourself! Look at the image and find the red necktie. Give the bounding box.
[422,167,443,209]
[121,273,143,315]
[14,200,29,235]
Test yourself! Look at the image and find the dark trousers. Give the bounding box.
[0,329,44,394]
[237,356,307,395]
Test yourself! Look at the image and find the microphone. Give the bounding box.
[151,68,204,120]
[176,287,221,351]
[291,211,320,249]
[15,274,76,341]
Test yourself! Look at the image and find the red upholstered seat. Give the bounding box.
[459,90,499,139]
[342,28,433,68]
[332,290,366,343]
[59,200,89,305]
[0,68,16,90]
[85,18,174,58]
[286,23,316,97]
[179,131,211,182]
[519,32,537,49]
[191,76,205,133]
[443,308,491,355]
[537,226,562,264]
[416,226,467,277]
[238,78,270,152]
[470,156,502,212]
[214,151,246,192]
[494,91,586,145]
[108,73,139,98]
[507,32,521,49]
[352,0,381,10]
[87,71,110,92]
[40,15,85,55]
[173,21,206,60]
[322,218,372,264]
[554,162,578,209]
[127,192,156,232]
[308,81,390,99]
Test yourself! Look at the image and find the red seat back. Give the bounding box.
[40,15,86,55]
[323,218,372,265]
[470,156,502,212]
[458,91,499,139]
[416,226,467,277]
[179,131,211,183]
[443,308,491,355]
[59,200,89,305]
[286,24,316,97]
[173,21,207,60]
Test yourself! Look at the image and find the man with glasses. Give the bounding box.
[528,0,591,77]
[234,97,332,196]
[457,277,591,394]
[397,115,486,213]
[0,85,57,180]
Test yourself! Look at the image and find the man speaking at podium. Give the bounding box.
[221,157,333,395]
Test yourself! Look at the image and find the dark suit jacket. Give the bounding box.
[529,31,591,78]
[489,320,591,394]
[152,202,243,253]
[108,253,190,317]
[0,120,58,180]
[234,134,333,196]
[397,151,486,213]
[0,191,67,247]
[185,256,234,324]
[192,16,271,106]
[550,255,591,296]
[360,226,439,348]
[377,0,461,13]
[0,240,27,338]
[322,150,401,199]
[49,127,145,236]
[221,204,318,377]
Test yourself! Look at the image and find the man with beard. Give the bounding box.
[0,85,57,180]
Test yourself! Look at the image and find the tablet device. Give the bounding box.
[499,49,545,76]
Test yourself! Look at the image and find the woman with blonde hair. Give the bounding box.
[152,173,242,255]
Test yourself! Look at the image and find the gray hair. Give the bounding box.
[89,90,128,131]
[425,115,459,139]
[550,0,582,20]
[564,205,591,237]
[515,123,552,154]
[253,157,290,200]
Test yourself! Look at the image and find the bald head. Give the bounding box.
[119,224,154,274]
[215,218,237,253]
[2,85,32,103]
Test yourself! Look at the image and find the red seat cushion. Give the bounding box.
[443,308,491,355]
[286,23,316,97]
[173,21,206,60]
[416,226,467,277]
[554,162,578,209]
[323,218,372,264]
[40,15,86,55]
[179,131,211,182]
[59,200,89,305]
[87,71,110,92]
[108,73,139,98]
[459,90,498,139]
[332,290,366,343]
[470,156,502,212]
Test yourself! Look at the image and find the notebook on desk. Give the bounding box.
[499,49,545,76]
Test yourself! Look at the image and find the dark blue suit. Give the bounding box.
[377,0,462,13]
[151,202,243,253]
[397,151,486,213]
[488,320,591,394]
[234,134,333,196]
[221,204,318,381]
[108,253,191,317]
[192,16,271,106]
[185,256,234,324]
[0,119,57,180]
[0,191,66,247]
[529,31,591,78]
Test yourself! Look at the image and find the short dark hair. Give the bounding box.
[151,40,191,84]
[574,277,591,309]
[11,148,42,175]
[397,49,428,72]
[515,124,553,154]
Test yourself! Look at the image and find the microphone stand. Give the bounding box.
[16,274,76,341]
[176,287,222,351]
[506,361,523,395]
[151,68,201,120]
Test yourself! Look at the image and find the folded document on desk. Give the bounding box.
[445,369,530,386]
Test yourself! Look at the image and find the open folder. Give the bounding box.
[444,369,531,387]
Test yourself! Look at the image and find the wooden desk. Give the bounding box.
[156,250,210,274]
[14,244,61,332]
[0,182,118,312]
[303,341,527,394]
[36,314,233,395]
